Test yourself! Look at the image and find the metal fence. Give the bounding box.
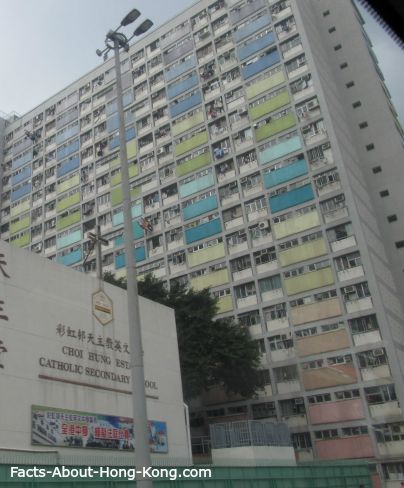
[210,420,291,449]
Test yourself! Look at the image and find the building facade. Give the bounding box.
[1,0,404,484]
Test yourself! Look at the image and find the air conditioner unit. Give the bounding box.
[307,99,319,110]
[294,398,304,405]
[238,107,247,115]
[373,348,384,357]
[157,147,165,154]
[258,221,268,229]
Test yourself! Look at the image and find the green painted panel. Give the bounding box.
[246,70,285,99]
[217,294,233,313]
[11,232,30,248]
[57,174,80,194]
[127,140,137,159]
[57,192,81,212]
[176,152,211,177]
[11,200,30,217]
[10,215,30,235]
[109,154,120,168]
[172,111,204,136]
[111,186,141,206]
[191,268,229,291]
[175,131,208,157]
[249,90,290,121]
[285,267,334,295]
[279,238,327,266]
[255,113,296,142]
[111,165,139,187]
[57,210,81,230]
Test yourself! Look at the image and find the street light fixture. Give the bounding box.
[97,11,153,488]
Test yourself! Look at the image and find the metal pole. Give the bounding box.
[95,224,103,281]
[113,40,153,487]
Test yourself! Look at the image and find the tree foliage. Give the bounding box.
[104,272,262,400]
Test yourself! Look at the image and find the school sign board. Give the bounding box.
[0,241,189,463]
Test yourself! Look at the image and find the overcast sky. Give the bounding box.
[0,0,403,123]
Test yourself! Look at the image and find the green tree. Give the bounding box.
[104,272,262,400]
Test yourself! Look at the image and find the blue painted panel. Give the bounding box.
[12,166,31,185]
[167,72,198,100]
[11,182,32,202]
[165,56,197,82]
[57,138,80,161]
[57,248,82,266]
[183,195,218,220]
[56,124,79,145]
[233,14,271,42]
[57,229,82,249]
[107,114,120,133]
[269,184,315,213]
[106,100,117,115]
[115,221,144,243]
[57,155,80,178]
[242,50,280,79]
[112,203,142,227]
[238,32,275,61]
[259,135,302,165]
[108,126,136,150]
[179,173,215,198]
[170,91,202,118]
[12,151,33,170]
[115,247,146,269]
[123,91,133,107]
[185,218,222,244]
[264,159,308,189]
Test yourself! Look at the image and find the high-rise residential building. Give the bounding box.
[1,0,404,483]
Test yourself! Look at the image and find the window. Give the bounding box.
[359,122,368,129]
[323,10,330,17]
[349,315,379,334]
[341,426,368,437]
[366,143,375,151]
[380,189,389,197]
[340,62,348,69]
[372,166,382,174]
[365,384,397,405]
[346,81,355,88]
[328,27,336,33]
[334,44,342,51]
[352,101,361,108]
[314,429,338,440]
[387,214,397,223]
[335,389,360,400]
[395,241,404,249]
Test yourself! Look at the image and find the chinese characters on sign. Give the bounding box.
[0,252,10,370]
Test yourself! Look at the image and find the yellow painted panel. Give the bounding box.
[273,210,320,239]
[11,200,30,217]
[11,232,30,248]
[285,267,334,296]
[246,70,285,100]
[279,238,327,266]
[291,298,342,326]
[109,154,121,168]
[217,295,233,313]
[57,192,81,212]
[10,215,30,235]
[191,268,229,291]
[111,165,139,187]
[188,243,226,267]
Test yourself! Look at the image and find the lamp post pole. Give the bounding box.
[97,13,153,488]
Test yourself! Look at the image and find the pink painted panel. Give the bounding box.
[315,435,374,459]
[309,398,364,424]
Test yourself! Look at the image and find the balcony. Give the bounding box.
[330,235,357,253]
[293,83,315,102]
[247,207,268,223]
[337,265,364,282]
[352,330,382,347]
[167,237,184,251]
[228,240,248,255]
[217,169,236,183]
[239,159,259,175]
[317,180,342,197]
[377,438,404,457]
[266,316,289,333]
[360,364,391,382]
[271,347,295,362]
[251,232,273,247]
[236,295,258,308]
[345,296,373,314]
[276,380,300,395]
[369,401,401,420]
[224,216,244,230]
[283,414,307,428]
[271,5,292,22]
[261,288,283,303]
[304,129,328,146]
[323,206,349,224]
[169,262,187,275]
[221,192,240,207]
[282,42,304,61]
[233,267,253,281]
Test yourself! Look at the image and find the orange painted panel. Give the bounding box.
[303,364,357,390]
[315,435,374,459]
[309,398,364,424]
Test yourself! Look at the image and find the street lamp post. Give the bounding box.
[97,11,153,488]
